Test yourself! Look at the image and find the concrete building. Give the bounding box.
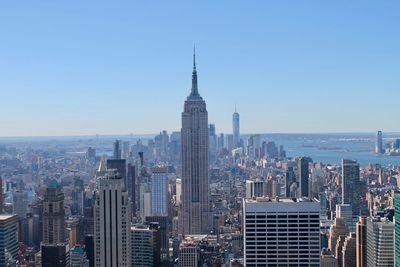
[245,180,264,198]
[336,204,355,232]
[179,239,199,267]
[329,217,349,252]
[375,131,383,154]
[366,217,394,267]
[243,197,320,266]
[0,215,19,267]
[94,170,131,267]
[42,179,66,244]
[180,50,211,235]
[131,225,157,267]
[342,233,356,267]
[321,248,338,267]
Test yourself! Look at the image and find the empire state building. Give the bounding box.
[180,50,211,235]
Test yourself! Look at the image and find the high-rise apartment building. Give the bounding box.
[366,217,394,267]
[0,215,19,267]
[151,167,168,216]
[94,170,131,267]
[243,197,320,266]
[342,159,361,216]
[42,179,66,244]
[180,50,211,235]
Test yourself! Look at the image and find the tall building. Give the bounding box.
[146,216,169,262]
[245,180,264,198]
[232,107,240,148]
[298,157,310,198]
[179,239,199,267]
[12,190,28,219]
[0,215,19,267]
[342,159,361,216]
[42,179,66,244]
[342,233,356,267]
[329,217,349,253]
[131,224,159,267]
[94,170,131,267]
[375,131,383,154]
[394,193,400,267]
[180,50,211,235]
[151,167,168,216]
[336,204,355,232]
[356,217,367,267]
[113,139,121,159]
[366,217,394,267]
[70,245,90,267]
[243,197,320,266]
[71,176,84,216]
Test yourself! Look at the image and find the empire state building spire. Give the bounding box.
[190,46,200,98]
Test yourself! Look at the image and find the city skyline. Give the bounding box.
[1,1,400,136]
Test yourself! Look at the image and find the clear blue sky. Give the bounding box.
[0,1,399,136]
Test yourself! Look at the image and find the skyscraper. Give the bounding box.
[232,107,240,148]
[356,217,367,267]
[243,197,320,266]
[366,217,394,267]
[180,50,211,235]
[342,159,361,216]
[42,179,66,244]
[298,157,310,198]
[113,139,121,159]
[151,167,168,216]
[375,131,383,154]
[94,170,131,267]
[0,215,19,267]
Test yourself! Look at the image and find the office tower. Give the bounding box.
[0,215,19,266]
[113,139,121,159]
[342,159,361,216]
[71,176,84,216]
[245,180,264,198]
[298,157,310,198]
[285,166,295,197]
[356,217,367,267]
[94,170,131,267]
[146,216,169,261]
[243,198,320,266]
[12,190,28,219]
[336,204,355,231]
[366,217,394,267]
[43,179,66,244]
[127,164,136,218]
[329,217,349,252]
[209,124,217,162]
[232,107,240,148]
[121,141,130,159]
[180,50,211,235]
[179,240,199,267]
[375,131,383,154]
[151,167,168,216]
[107,159,127,189]
[131,224,160,267]
[176,178,182,205]
[41,243,70,267]
[342,233,356,267]
[226,134,234,151]
[70,245,90,267]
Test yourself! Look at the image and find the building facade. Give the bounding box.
[94,170,131,267]
[243,198,320,266]
[180,51,211,235]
